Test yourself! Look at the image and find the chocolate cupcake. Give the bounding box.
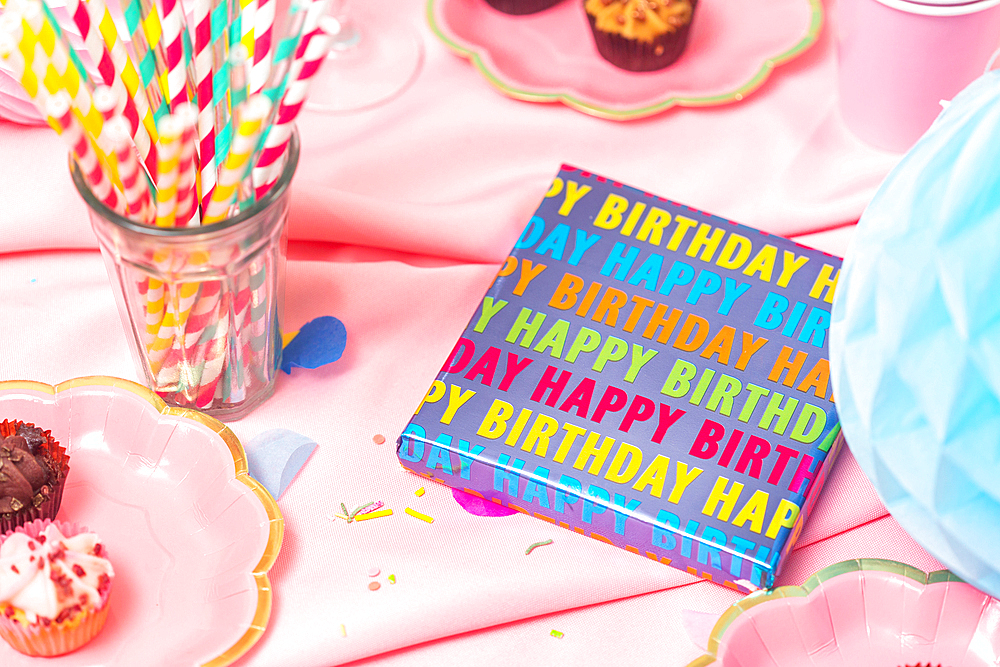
[585,0,697,72]
[0,420,69,533]
[484,0,564,16]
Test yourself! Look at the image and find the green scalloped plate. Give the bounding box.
[428,0,822,120]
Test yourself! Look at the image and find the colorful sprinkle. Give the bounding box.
[353,509,393,521]
[525,539,554,555]
[405,507,434,523]
[550,629,564,639]
[368,581,381,591]
[373,434,385,444]
[367,567,380,577]
[388,574,396,584]
[355,501,384,516]
[415,487,425,497]
[349,502,375,519]
[340,624,347,637]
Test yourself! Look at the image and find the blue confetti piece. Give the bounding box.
[281,316,347,374]
[245,429,317,500]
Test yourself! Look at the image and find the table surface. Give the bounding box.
[0,0,949,665]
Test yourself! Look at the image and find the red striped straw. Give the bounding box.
[160,0,191,109]
[173,102,201,226]
[106,117,153,223]
[203,94,272,224]
[249,0,274,94]
[194,290,231,408]
[252,18,334,198]
[46,92,125,215]
[193,0,219,211]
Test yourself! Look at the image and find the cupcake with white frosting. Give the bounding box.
[0,519,113,656]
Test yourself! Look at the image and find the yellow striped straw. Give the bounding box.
[202,94,271,224]
[155,114,184,228]
[19,1,110,167]
[88,0,159,148]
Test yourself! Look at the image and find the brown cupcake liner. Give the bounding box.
[586,4,697,72]
[0,420,70,532]
[485,0,564,15]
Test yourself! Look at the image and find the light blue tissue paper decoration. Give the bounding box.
[244,429,318,500]
[830,70,1000,598]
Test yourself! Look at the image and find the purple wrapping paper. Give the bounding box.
[397,166,842,590]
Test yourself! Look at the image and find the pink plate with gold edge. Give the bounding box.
[687,559,1000,667]
[0,377,283,667]
[428,0,822,120]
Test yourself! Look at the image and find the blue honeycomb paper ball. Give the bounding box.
[830,71,1000,599]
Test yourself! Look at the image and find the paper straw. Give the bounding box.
[122,0,170,123]
[140,276,165,350]
[202,94,271,224]
[254,0,311,130]
[249,0,273,94]
[64,0,155,181]
[194,289,231,408]
[37,0,90,91]
[91,84,126,183]
[82,0,159,180]
[134,0,174,107]
[193,0,219,211]
[0,13,37,104]
[252,18,332,198]
[21,1,105,150]
[106,117,153,222]
[173,102,200,226]
[239,0,256,69]
[155,114,184,228]
[229,43,249,111]
[160,0,193,109]
[46,91,125,215]
[210,0,232,176]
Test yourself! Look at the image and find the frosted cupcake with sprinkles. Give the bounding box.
[0,519,113,657]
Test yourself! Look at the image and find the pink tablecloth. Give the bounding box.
[0,0,940,665]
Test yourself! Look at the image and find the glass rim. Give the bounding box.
[71,130,300,238]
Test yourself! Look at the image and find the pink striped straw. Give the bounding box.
[173,102,200,226]
[160,0,191,109]
[106,117,153,223]
[46,92,125,215]
[249,0,274,94]
[193,0,218,211]
[252,19,334,198]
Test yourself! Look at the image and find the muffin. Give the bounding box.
[484,0,564,16]
[0,420,69,533]
[585,0,697,71]
[0,519,113,656]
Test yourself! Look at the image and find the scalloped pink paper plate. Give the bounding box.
[428,0,822,120]
[688,559,1000,667]
[0,377,283,666]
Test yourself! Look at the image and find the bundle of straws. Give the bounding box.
[0,0,335,225]
[0,0,338,410]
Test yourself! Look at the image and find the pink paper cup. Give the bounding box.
[835,0,1000,152]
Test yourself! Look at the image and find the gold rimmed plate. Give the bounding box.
[0,377,282,666]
